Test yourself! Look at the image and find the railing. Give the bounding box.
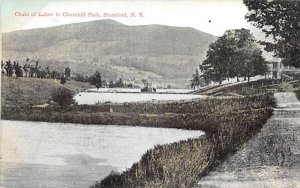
[271,68,300,72]
[241,87,278,95]
[282,69,300,72]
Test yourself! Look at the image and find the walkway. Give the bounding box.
[196,92,300,188]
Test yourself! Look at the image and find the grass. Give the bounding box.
[90,96,274,188]
[196,79,300,96]
[1,76,91,107]
[1,76,276,188]
[2,95,274,133]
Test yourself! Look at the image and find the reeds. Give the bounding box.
[89,94,274,188]
[1,91,275,188]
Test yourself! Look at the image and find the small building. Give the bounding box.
[271,61,283,79]
[271,61,300,80]
[141,82,156,93]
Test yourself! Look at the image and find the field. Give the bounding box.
[1,76,92,107]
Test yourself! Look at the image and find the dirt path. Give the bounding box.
[196,92,300,188]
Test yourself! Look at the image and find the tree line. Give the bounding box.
[243,0,300,69]
[88,71,133,90]
[192,0,300,88]
[1,58,70,80]
[1,58,134,89]
[191,29,268,88]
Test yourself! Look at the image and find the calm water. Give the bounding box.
[74,88,204,105]
[87,88,194,93]
[0,120,204,188]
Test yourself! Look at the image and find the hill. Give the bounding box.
[1,76,91,107]
[2,19,217,87]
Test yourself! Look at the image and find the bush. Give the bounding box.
[60,76,66,84]
[51,87,75,106]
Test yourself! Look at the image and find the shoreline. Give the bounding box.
[1,93,275,187]
[1,76,283,188]
[1,94,273,132]
[91,96,274,187]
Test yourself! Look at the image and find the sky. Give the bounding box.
[1,0,251,36]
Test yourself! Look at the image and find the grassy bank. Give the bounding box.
[91,95,274,188]
[2,96,274,188]
[1,76,91,107]
[1,77,276,187]
[2,95,274,134]
[195,79,300,96]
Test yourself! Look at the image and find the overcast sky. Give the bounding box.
[1,0,250,36]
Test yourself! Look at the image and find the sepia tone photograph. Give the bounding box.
[1,0,300,187]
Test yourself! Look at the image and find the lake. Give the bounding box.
[86,88,194,93]
[74,88,204,105]
[0,120,204,188]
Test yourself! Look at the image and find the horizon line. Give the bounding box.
[2,18,217,36]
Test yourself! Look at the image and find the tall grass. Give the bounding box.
[2,95,274,133]
[89,94,274,188]
[1,78,275,188]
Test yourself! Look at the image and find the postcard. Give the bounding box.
[1,0,300,187]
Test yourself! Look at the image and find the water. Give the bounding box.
[87,88,141,93]
[87,88,194,94]
[74,89,205,105]
[0,120,204,188]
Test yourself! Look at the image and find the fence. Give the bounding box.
[241,87,278,95]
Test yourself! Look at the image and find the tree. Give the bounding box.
[244,0,300,68]
[65,67,71,80]
[115,78,124,88]
[200,29,268,84]
[35,61,39,74]
[90,71,102,90]
[190,69,200,89]
[109,81,114,88]
[51,87,75,106]
[14,62,23,77]
[1,60,4,75]
[4,60,13,76]
[74,73,88,82]
[23,64,29,77]
[200,30,240,84]
[236,46,268,82]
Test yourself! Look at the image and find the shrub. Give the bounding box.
[60,76,66,84]
[51,87,75,106]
